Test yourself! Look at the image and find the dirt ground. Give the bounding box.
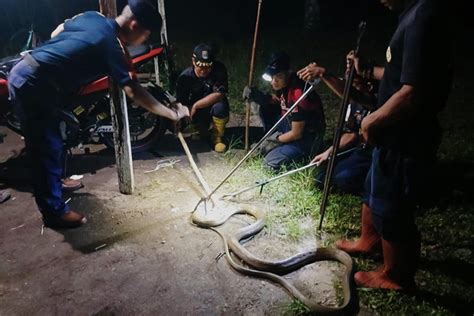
[0,122,360,315]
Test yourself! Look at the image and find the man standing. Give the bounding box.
[336,0,453,290]
[8,0,189,229]
[175,44,230,153]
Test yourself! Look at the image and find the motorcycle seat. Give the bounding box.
[127,45,151,59]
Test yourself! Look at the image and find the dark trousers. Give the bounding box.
[259,102,323,169]
[316,146,372,195]
[192,101,229,128]
[8,59,69,216]
[363,146,436,241]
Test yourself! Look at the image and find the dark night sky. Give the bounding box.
[0,0,468,57]
[0,1,394,51]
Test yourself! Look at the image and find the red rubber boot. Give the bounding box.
[335,204,381,255]
[354,238,419,290]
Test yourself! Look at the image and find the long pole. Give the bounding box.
[318,21,366,230]
[222,145,359,199]
[244,0,263,152]
[201,84,314,206]
[177,132,212,197]
[222,161,320,199]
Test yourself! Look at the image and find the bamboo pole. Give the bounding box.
[244,0,263,152]
[177,132,215,205]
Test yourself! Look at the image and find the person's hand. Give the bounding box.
[242,85,252,100]
[175,102,190,121]
[297,62,326,82]
[311,149,331,166]
[242,86,264,102]
[190,104,198,119]
[346,50,362,76]
[259,131,282,155]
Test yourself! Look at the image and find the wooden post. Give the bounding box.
[157,0,168,45]
[155,0,169,86]
[244,0,263,152]
[100,0,135,194]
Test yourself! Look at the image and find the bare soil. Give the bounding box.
[0,124,353,315]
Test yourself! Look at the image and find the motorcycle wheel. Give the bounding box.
[100,101,168,154]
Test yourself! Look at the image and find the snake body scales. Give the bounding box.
[191,203,355,314]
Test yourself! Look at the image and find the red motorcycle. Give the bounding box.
[0,43,173,153]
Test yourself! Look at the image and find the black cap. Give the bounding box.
[264,51,290,77]
[128,0,162,32]
[192,43,214,67]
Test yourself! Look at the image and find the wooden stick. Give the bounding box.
[177,132,212,197]
[100,0,134,195]
[244,0,263,152]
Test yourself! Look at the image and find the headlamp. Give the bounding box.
[262,73,272,82]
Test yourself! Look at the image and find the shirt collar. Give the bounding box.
[106,18,120,33]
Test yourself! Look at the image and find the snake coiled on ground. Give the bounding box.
[191,203,356,315]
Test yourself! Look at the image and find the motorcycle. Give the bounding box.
[0,43,174,153]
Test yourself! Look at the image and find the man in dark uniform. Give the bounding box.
[335,0,453,290]
[298,62,376,195]
[244,52,325,170]
[8,0,189,228]
[175,44,230,153]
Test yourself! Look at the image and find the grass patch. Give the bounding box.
[174,28,473,315]
[282,300,311,316]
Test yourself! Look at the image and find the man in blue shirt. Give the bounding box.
[335,0,453,290]
[8,0,189,229]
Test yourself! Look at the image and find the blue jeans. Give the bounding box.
[8,59,69,216]
[259,102,324,170]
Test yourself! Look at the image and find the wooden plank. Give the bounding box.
[100,0,134,195]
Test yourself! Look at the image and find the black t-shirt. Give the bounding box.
[376,0,453,151]
[275,74,325,134]
[175,61,228,106]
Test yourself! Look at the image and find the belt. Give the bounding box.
[21,53,62,92]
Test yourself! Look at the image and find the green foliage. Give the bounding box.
[172,28,473,316]
[282,300,311,316]
[358,289,452,316]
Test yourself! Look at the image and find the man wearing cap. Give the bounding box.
[7,0,189,229]
[243,51,325,170]
[332,0,453,290]
[175,44,230,153]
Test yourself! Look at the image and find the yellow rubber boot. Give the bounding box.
[211,116,229,153]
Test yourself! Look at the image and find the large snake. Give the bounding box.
[191,203,356,314]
